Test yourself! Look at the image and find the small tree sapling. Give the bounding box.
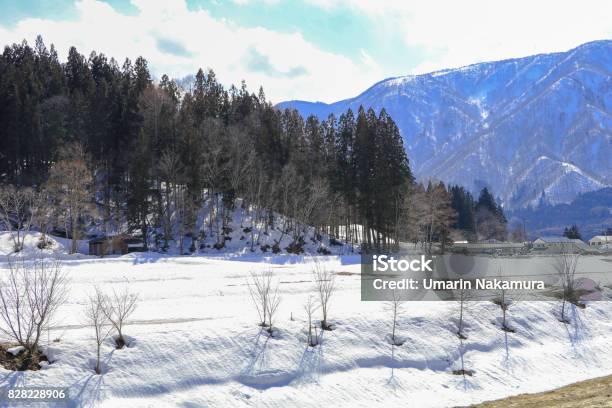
[84,287,114,374]
[313,261,335,330]
[553,244,580,323]
[304,295,319,347]
[388,290,404,346]
[103,285,138,348]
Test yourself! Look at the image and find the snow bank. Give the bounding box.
[0,254,610,407]
[6,345,24,356]
[0,231,91,261]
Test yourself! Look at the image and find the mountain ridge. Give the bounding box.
[278,40,612,209]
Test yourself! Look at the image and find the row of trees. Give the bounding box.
[84,285,138,374]
[0,252,138,373]
[247,261,336,346]
[449,186,509,242]
[395,183,510,253]
[0,143,93,253]
[0,37,414,252]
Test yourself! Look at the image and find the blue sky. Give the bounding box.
[0,0,610,102]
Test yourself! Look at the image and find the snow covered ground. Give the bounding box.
[0,237,611,407]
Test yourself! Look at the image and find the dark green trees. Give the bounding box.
[446,185,508,242]
[2,36,512,253]
[563,224,582,240]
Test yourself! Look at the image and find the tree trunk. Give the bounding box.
[96,344,101,374]
[71,216,78,254]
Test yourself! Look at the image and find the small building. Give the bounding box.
[532,236,590,252]
[533,236,571,249]
[588,235,611,247]
[88,235,145,256]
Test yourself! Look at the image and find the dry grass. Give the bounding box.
[468,374,612,407]
[0,344,47,371]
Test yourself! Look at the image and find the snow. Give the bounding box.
[0,238,611,407]
[0,231,90,260]
[6,346,24,356]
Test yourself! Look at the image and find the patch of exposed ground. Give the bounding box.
[467,374,612,407]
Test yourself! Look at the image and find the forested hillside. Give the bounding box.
[0,36,419,252]
[509,187,612,239]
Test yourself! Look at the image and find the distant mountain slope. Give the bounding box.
[509,187,612,240]
[278,40,612,209]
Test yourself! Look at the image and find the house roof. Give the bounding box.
[454,242,524,249]
[534,236,573,243]
[589,235,611,242]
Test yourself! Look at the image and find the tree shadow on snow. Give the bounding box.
[503,330,510,364]
[564,304,592,360]
[67,373,105,408]
[0,370,27,390]
[386,344,402,390]
[237,328,295,389]
[454,339,476,392]
[66,349,116,407]
[297,329,326,385]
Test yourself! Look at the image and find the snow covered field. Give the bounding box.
[1,247,612,407]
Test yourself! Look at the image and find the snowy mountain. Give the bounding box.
[278,40,612,209]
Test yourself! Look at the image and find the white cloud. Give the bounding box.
[1,0,609,103]
[0,0,381,103]
[305,0,612,74]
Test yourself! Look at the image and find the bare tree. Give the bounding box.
[475,207,506,242]
[103,285,138,348]
[508,220,527,243]
[45,143,94,254]
[492,268,516,332]
[84,287,113,374]
[400,184,427,247]
[266,284,281,335]
[158,149,183,251]
[201,120,225,244]
[313,260,335,330]
[0,256,67,357]
[553,244,580,323]
[304,295,319,347]
[292,177,329,245]
[388,290,404,346]
[422,182,456,254]
[175,185,188,255]
[0,185,44,252]
[225,126,254,232]
[274,165,295,247]
[226,126,253,198]
[246,165,266,252]
[247,270,273,328]
[246,270,281,335]
[32,188,54,248]
[455,285,473,339]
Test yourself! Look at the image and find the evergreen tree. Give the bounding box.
[449,185,476,240]
[563,224,582,240]
[475,187,507,241]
